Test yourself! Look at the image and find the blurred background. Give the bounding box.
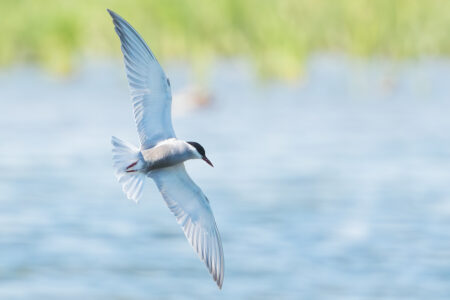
[1,1,450,299]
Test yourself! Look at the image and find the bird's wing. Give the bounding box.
[149,164,224,288]
[108,9,176,149]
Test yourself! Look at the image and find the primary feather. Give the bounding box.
[108,9,176,149]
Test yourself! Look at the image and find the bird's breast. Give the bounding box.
[141,141,191,171]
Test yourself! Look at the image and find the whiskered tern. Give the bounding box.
[108,9,224,288]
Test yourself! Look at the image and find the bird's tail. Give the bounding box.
[111,136,145,202]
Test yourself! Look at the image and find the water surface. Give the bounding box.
[0,56,450,299]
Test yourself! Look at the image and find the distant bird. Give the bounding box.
[107,9,224,288]
[172,87,213,117]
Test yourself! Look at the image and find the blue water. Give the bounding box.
[1,56,450,299]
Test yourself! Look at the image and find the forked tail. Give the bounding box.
[111,136,145,202]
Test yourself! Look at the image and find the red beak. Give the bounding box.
[202,156,214,167]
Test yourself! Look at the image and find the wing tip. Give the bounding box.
[215,268,224,289]
[107,9,126,28]
[209,226,225,290]
[106,8,158,65]
[107,9,123,31]
[107,8,117,19]
[214,254,224,290]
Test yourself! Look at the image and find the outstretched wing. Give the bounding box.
[149,164,224,288]
[108,9,176,149]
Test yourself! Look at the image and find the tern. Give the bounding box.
[107,9,224,288]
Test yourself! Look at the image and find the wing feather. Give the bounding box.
[150,164,224,288]
[108,9,176,149]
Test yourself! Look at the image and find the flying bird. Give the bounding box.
[107,9,224,288]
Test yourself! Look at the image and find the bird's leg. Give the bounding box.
[126,161,138,172]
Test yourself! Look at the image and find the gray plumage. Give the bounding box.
[142,139,200,171]
[108,9,224,289]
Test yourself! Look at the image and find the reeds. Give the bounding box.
[2,0,449,77]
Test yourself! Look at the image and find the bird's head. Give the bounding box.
[187,141,213,167]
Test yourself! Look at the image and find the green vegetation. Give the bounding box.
[2,0,450,77]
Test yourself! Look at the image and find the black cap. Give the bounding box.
[187,141,206,157]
